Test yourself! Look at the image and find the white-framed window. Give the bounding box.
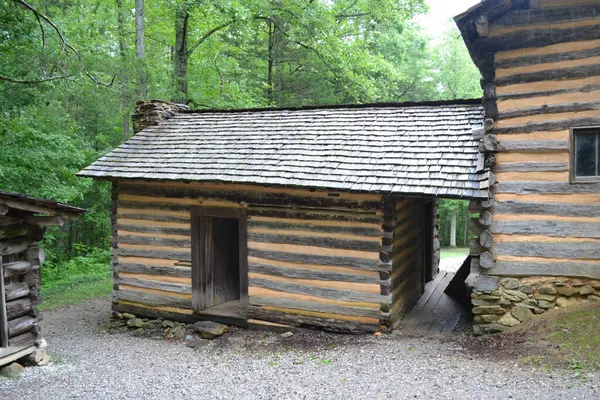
[571,128,600,182]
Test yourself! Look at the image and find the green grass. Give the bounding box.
[440,247,469,258]
[39,275,112,311]
[39,249,112,311]
[508,304,600,372]
[543,305,600,370]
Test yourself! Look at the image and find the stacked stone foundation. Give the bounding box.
[472,276,600,335]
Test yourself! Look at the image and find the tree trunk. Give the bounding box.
[122,113,130,140]
[174,1,189,103]
[135,0,148,99]
[117,0,131,139]
[116,0,126,58]
[450,209,457,248]
[463,210,469,247]
[266,19,275,106]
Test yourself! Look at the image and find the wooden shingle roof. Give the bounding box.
[79,100,489,198]
[0,190,86,217]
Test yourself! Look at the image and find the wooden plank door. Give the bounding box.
[203,216,240,308]
[191,207,248,314]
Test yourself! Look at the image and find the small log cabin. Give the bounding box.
[0,190,84,366]
[455,0,600,333]
[79,100,487,333]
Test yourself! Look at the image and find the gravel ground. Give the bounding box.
[439,256,467,273]
[1,297,598,400]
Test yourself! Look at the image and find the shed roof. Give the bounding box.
[0,190,86,216]
[78,99,489,198]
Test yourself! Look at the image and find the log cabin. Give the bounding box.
[0,190,84,367]
[78,100,488,333]
[455,0,600,333]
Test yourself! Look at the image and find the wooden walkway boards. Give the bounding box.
[399,271,468,334]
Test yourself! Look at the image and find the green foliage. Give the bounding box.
[438,199,473,248]
[431,26,482,100]
[39,249,111,310]
[1,1,122,269]
[0,101,92,202]
[546,307,600,370]
[515,305,600,372]
[173,0,434,106]
[39,275,112,311]
[42,248,110,283]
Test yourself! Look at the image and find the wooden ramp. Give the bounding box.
[399,271,468,334]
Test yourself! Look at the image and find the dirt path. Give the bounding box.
[0,297,598,399]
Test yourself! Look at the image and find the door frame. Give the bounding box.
[423,199,434,283]
[191,206,248,317]
[0,259,8,348]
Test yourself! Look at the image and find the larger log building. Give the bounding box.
[455,0,600,333]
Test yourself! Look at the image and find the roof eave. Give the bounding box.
[75,174,490,200]
[454,0,532,68]
[0,190,87,217]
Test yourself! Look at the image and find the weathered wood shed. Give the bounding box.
[455,0,600,333]
[79,100,488,333]
[0,190,84,366]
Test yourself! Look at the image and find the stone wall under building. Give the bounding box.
[472,276,600,335]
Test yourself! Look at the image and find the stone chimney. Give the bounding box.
[132,100,189,134]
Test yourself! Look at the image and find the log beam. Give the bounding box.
[483,134,499,151]
[3,261,32,277]
[0,225,28,240]
[479,210,493,226]
[479,230,494,248]
[481,199,495,209]
[8,333,36,347]
[25,215,64,226]
[488,172,496,187]
[475,14,490,37]
[0,239,30,256]
[0,261,8,347]
[479,251,495,270]
[0,198,79,219]
[5,282,30,301]
[6,298,32,320]
[30,323,42,338]
[8,315,37,338]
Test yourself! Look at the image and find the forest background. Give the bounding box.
[0,0,480,305]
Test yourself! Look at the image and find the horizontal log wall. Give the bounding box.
[390,198,424,328]
[0,221,44,364]
[470,1,600,279]
[112,180,390,332]
[113,181,196,318]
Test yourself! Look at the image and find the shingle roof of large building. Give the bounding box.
[78,100,489,198]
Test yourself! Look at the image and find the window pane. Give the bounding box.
[576,133,596,177]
